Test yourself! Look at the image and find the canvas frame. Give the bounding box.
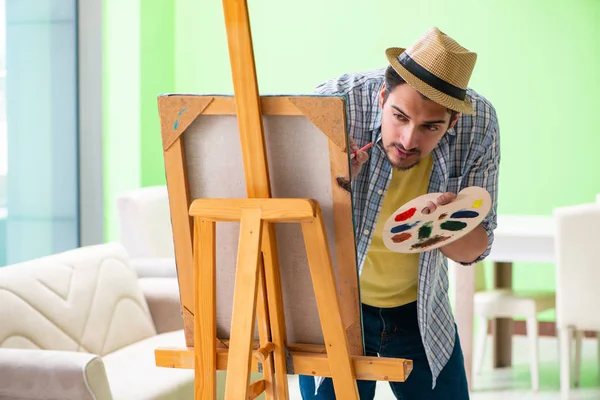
[157,94,363,356]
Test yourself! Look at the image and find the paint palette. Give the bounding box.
[382,186,492,254]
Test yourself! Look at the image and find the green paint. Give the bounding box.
[418,222,433,239]
[411,234,450,250]
[440,220,468,231]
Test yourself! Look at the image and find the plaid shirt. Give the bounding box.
[314,68,500,388]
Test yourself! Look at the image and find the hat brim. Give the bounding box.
[385,47,474,115]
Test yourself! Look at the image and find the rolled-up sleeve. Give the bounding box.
[460,109,500,265]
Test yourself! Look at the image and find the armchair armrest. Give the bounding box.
[0,348,112,400]
[130,257,177,278]
[138,277,184,334]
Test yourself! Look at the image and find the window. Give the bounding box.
[0,0,79,266]
[0,0,6,208]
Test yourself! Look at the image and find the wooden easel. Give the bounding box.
[154,0,413,398]
[188,198,415,399]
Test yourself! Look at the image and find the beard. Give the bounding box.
[385,143,421,171]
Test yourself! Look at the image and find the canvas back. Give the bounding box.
[158,94,362,354]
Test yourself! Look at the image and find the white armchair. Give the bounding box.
[116,186,177,278]
[0,242,192,400]
[554,202,600,399]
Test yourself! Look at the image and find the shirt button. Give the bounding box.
[363,229,370,235]
[377,189,383,195]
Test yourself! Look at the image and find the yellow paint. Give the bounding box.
[472,199,483,208]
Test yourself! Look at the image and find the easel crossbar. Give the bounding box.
[155,347,413,382]
[189,198,317,222]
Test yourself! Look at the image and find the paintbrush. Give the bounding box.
[350,142,373,159]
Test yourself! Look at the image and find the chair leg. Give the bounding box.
[559,326,573,400]
[526,316,539,392]
[474,316,488,375]
[574,330,584,387]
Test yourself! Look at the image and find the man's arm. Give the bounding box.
[440,224,489,263]
[425,108,500,264]
[445,113,500,265]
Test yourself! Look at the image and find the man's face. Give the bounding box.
[379,83,459,170]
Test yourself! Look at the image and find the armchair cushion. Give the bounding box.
[102,330,193,400]
[138,277,183,334]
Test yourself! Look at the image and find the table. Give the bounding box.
[453,214,555,387]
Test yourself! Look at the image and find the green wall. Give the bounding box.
[140,1,175,187]
[103,0,141,242]
[104,0,600,320]
[103,0,175,240]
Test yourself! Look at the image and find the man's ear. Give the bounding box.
[448,112,460,130]
[379,83,386,108]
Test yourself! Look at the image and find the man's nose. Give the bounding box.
[399,126,418,150]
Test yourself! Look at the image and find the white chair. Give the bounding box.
[115,185,177,278]
[554,202,600,399]
[473,262,555,392]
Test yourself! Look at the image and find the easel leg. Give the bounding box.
[221,0,295,394]
[194,218,217,399]
[261,222,291,399]
[225,208,264,399]
[256,253,275,399]
[302,215,359,399]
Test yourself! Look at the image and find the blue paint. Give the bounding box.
[450,209,479,219]
[173,107,189,130]
[391,221,420,234]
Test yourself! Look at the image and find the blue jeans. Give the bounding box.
[298,301,469,399]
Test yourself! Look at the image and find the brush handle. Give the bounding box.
[350,142,373,159]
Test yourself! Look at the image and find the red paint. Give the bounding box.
[392,232,412,243]
[395,207,417,222]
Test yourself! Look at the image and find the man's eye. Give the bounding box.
[393,113,406,121]
[425,125,438,131]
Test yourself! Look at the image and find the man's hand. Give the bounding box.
[421,192,456,214]
[421,191,488,263]
[350,137,369,180]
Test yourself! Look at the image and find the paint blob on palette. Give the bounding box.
[382,186,492,254]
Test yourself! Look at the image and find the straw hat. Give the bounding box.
[386,27,477,114]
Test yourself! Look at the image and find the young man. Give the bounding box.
[299,27,500,399]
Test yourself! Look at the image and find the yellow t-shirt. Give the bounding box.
[360,154,434,308]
